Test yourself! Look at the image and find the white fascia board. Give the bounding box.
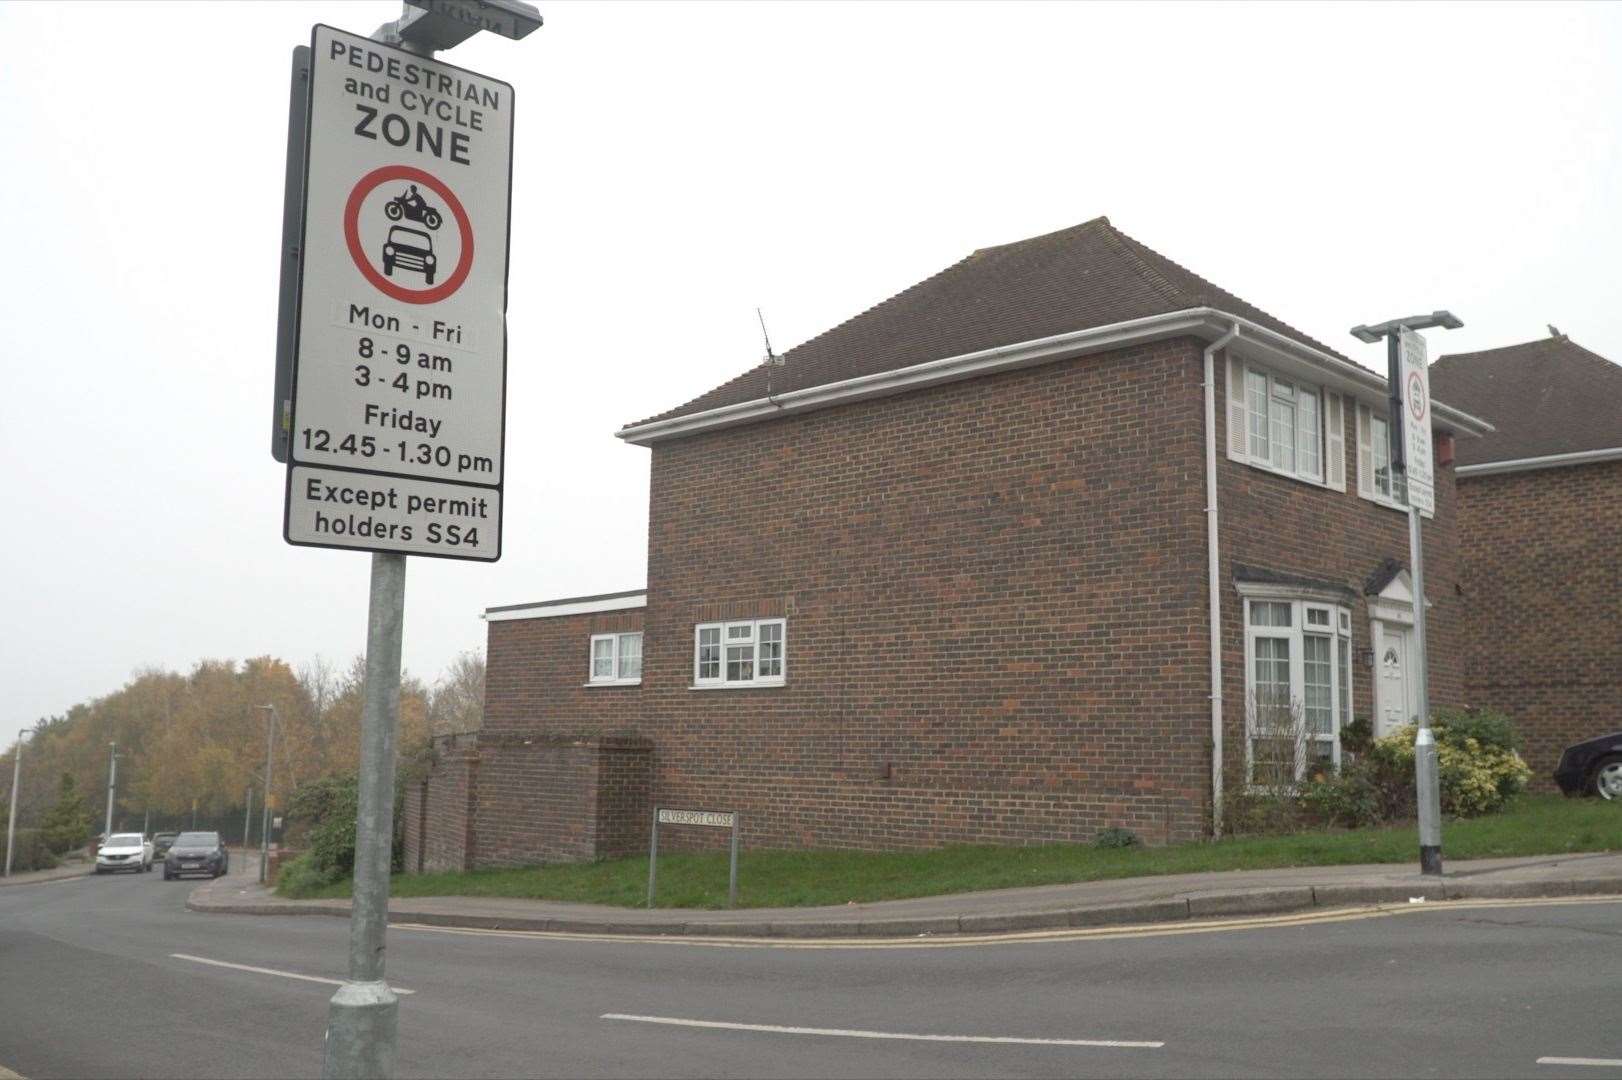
[483,594,647,622]
[1455,446,1622,477]
[616,307,1494,446]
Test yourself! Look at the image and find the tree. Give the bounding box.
[41,773,93,854]
[428,650,485,735]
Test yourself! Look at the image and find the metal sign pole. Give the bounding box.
[259,707,276,885]
[1357,315,1460,877]
[646,808,660,908]
[728,817,739,909]
[324,552,407,1079]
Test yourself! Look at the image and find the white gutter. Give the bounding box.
[483,593,647,622]
[1203,322,1240,840]
[616,307,1495,445]
[1455,445,1622,477]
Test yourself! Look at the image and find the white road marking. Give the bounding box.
[1538,1058,1622,1068]
[601,1013,1162,1048]
[170,953,415,995]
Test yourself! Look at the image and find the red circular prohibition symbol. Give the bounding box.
[344,164,474,305]
[1407,370,1427,421]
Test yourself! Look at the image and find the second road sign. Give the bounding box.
[284,24,513,561]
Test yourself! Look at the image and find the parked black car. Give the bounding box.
[152,831,179,857]
[163,831,229,880]
[1553,733,1622,799]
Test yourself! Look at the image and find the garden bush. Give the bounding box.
[4,828,60,873]
[1371,717,1530,817]
[274,851,341,896]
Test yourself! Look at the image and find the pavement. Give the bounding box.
[0,860,92,888]
[186,849,1622,939]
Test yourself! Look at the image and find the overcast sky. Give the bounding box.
[3,0,1619,750]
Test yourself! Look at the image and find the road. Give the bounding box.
[2,857,1620,1079]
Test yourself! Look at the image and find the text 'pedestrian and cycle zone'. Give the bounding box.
[284,24,513,560]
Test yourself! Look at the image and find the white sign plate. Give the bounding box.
[657,808,737,829]
[284,24,512,561]
[1398,327,1434,514]
[288,466,500,558]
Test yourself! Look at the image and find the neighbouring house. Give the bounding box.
[403,216,1494,872]
[1429,333,1622,789]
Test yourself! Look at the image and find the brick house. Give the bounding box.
[1429,333,1622,789]
[403,217,1493,871]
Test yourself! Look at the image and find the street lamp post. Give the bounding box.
[5,722,47,877]
[258,705,278,885]
[5,736,19,878]
[104,742,118,839]
[1350,310,1463,878]
[243,784,254,849]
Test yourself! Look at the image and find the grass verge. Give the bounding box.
[279,794,1620,908]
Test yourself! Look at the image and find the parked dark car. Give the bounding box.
[152,831,180,857]
[163,831,229,880]
[1553,733,1622,798]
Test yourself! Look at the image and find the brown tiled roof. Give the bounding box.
[629,217,1352,428]
[1430,335,1622,465]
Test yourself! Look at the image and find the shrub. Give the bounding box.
[1433,708,1521,753]
[289,774,361,882]
[1338,717,1375,757]
[1299,769,1382,829]
[1094,827,1140,849]
[4,828,60,873]
[1369,720,1531,818]
[274,851,340,898]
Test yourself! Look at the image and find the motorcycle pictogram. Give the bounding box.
[383,185,443,230]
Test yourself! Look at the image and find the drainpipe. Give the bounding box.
[1204,323,1241,838]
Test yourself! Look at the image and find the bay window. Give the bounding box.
[1243,595,1352,785]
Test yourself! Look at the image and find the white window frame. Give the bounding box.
[1240,592,1352,787]
[1234,360,1326,485]
[586,631,643,686]
[1356,403,1431,518]
[693,618,786,688]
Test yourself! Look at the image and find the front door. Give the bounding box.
[1377,625,1412,736]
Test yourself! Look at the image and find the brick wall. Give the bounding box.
[1216,361,1466,787]
[1455,460,1622,785]
[471,732,652,865]
[403,732,479,873]
[634,338,1215,849]
[461,336,1471,857]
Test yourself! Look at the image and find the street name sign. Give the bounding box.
[1398,327,1435,515]
[656,808,737,829]
[284,24,513,560]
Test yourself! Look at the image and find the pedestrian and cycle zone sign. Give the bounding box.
[284,24,513,561]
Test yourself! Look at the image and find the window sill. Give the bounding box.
[584,679,642,688]
[1241,457,1327,490]
[689,681,786,691]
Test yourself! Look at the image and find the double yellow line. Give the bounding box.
[394,894,1622,951]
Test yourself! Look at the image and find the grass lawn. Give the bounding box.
[281,794,1621,908]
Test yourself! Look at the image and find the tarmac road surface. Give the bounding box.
[2,856,1620,1079]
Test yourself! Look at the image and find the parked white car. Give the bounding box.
[96,832,153,874]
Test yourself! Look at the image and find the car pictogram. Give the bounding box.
[382,225,437,285]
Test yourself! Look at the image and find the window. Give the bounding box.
[1243,595,1352,785]
[694,618,786,687]
[587,632,643,685]
[1241,363,1324,483]
[1371,414,1393,500]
